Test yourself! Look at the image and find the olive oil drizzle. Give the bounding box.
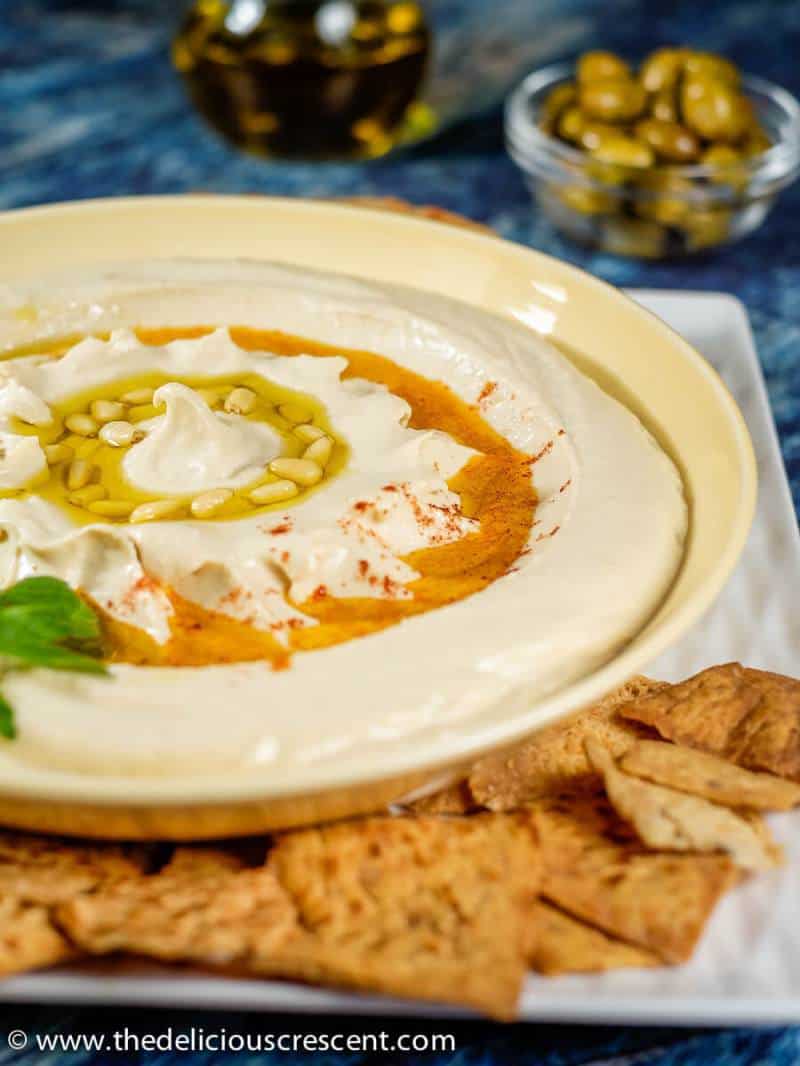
[2,369,347,524]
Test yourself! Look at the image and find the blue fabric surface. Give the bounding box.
[1,1,799,1062]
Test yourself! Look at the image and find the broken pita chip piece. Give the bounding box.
[0,897,76,975]
[532,791,736,963]
[57,846,297,965]
[469,676,667,811]
[620,739,800,811]
[741,810,785,868]
[58,816,539,1021]
[530,901,660,976]
[0,830,146,977]
[0,830,146,905]
[262,814,540,1020]
[619,663,800,783]
[585,740,780,872]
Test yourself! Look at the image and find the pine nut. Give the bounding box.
[277,403,311,424]
[120,387,154,405]
[64,413,98,437]
[68,484,106,506]
[128,403,162,423]
[66,459,95,491]
[303,435,332,467]
[294,423,326,444]
[190,488,233,518]
[224,387,257,415]
[268,457,322,486]
[87,500,135,518]
[90,399,126,423]
[16,406,52,427]
[271,413,294,433]
[249,479,298,505]
[44,442,73,465]
[99,420,143,448]
[129,499,183,523]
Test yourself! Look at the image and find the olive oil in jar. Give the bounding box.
[173,0,433,159]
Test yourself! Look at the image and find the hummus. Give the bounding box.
[0,327,478,650]
[0,260,687,785]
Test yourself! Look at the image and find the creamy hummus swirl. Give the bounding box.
[0,260,687,786]
[124,381,284,494]
[0,327,477,642]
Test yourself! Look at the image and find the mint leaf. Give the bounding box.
[0,577,102,643]
[0,575,85,609]
[0,607,84,647]
[0,577,108,740]
[0,639,107,675]
[0,694,16,740]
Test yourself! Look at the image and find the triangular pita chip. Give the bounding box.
[619,664,800,782]
[586,740,780,871]
[620,740,800,810]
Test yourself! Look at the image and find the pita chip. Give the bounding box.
[469,677,667,811]
[620,739,800,810]
[533,792,736,962]
[586,740,780,872]
[619,664,800,782]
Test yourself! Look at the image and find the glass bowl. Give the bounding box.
[505,63,800,258]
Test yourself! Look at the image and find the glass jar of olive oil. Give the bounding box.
[173,0,432,160]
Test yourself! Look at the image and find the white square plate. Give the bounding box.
[1,291,797,1024]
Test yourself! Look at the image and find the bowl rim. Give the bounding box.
[505,62,800,193]
[0,195,757,813]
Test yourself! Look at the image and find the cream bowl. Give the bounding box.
[0,196,756,838]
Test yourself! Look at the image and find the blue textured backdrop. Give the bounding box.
[1,1,799,1061]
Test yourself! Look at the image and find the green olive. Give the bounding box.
[633,117,700,162]
[558,185,616,215]
[557,105,586,143]
[578,121,624,151]
[701,144,748,192]
[579,78,647,122]
[741,127,772,156]
[539,82,577,134]
[639,47,686,93]
[683,51,740,87]
[576,50,631,84]
[602,216,666,258]
[681,207,732,250]
[701,144,741,166]
[649,88,680,123]
[590,133,654,169]
[635,195,690,227]
[681,76,748,142]
[634,171,693,225]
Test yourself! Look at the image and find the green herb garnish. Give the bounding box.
[0,577,107,739]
